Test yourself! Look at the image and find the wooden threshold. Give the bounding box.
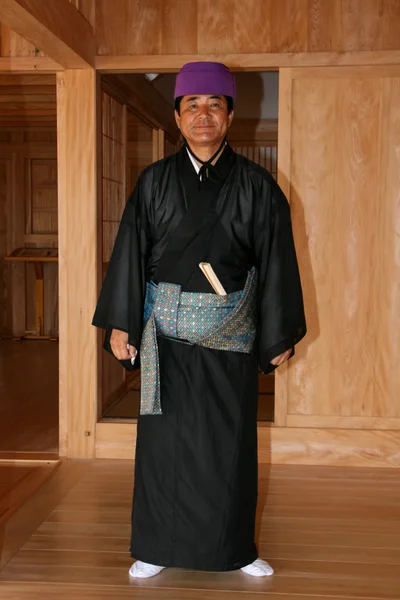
[0,453,59,463]
[95,421,400,467]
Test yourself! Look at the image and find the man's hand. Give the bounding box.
[270,348,292,367]
[110,329,137,361]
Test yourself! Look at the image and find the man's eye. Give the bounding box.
[210,102,221,108]
[189,104,198,109]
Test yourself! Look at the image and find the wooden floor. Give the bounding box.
[0,340,58,454]
[0,460,399,599]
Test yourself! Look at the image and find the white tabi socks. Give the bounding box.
[129,558,274,579]
[240,559,274,577]
[129,561,165,579]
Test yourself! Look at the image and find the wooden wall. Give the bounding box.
[277,65,400,433]
[3,1,400,60]
[95,0,400,55]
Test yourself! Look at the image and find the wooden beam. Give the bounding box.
[95,50,400,72]
[0,0,95,68]
[103,74,178,140]
[0,57,63,73]
[57,69,99,458]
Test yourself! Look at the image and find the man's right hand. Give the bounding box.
[110,329,137,361]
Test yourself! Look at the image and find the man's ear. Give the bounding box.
[227,109,234,128]
[174,110,181,130]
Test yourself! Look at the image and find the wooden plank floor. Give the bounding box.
[1,460,400,599]
[0,340,58,453]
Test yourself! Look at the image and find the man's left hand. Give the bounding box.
[270,348,292,367]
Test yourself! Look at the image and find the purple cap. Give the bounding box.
[174,61,236,100]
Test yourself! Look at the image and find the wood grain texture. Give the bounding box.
[233,0,271,53]
[125,0,161,55]
[374,76,400,417]
[69,0,95,29]
[1,459,400,598]
[382,0,400,50]
[308,0,342,51]
[0,23,42,57]
[197,0,235,54]
[57,69,98,458]
[0,56,62,71]
[283,67,400,426]
[95,50,400,72]
[341,0,383,51]
[269,0,308,53]
[161,0,197,54]
[92,0,400,55]
[0,459,89,570]
[0,0,95,68]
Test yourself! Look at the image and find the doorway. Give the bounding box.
[98,71,279,424]
[0,74,59,455]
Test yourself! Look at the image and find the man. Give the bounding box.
[93,62,306,579]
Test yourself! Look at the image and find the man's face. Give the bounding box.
[175,95,234,148]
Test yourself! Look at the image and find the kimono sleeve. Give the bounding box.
[92,174,150,369]
[253,175,306,374]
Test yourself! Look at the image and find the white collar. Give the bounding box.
[186,148,200,174]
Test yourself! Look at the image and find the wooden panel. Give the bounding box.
[95,1,400,56]
[197,0,235,54]
[0,0,95,68]
[307,0,342,51]
[125,0,161,55]
[57,69,98,458]
[382,0,400,50]
[233,0,271,53]
[341,0,383,51]
[279,67,400,427]
[374,76,400,418]
[269,0,308,53]
[161,0,197,54]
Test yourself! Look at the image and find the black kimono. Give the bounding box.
[93,145,306,571]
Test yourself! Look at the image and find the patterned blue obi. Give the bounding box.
[139,267,258,415]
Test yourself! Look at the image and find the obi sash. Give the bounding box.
[140,267,258,415]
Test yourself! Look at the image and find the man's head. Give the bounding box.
[173,62,235,150]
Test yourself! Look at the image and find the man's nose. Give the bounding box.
[197,105,211,119]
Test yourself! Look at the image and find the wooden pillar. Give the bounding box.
[57,69,99,458]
